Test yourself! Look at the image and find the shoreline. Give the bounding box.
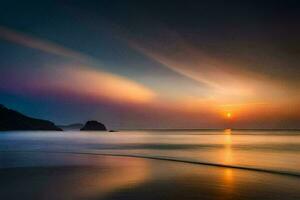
[0,153,300,200]
[1,150,300,178]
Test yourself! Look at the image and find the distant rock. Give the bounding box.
[0,104,62,131]
[80,121,107,131]
[58,123,84,131]
[109,130,118,132]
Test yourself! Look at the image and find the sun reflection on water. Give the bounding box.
[223,129,233,164]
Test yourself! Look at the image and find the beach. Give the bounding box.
[0,153,300,200]
[0,130,300,199]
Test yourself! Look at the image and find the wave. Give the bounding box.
[1,150,300,178]
[86,143,300,152]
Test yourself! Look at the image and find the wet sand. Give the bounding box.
[0,153,300,200]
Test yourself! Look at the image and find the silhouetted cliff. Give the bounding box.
[80,120,107,131]
[0,104,62,131]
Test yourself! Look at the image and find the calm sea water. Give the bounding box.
[0,130,300,175]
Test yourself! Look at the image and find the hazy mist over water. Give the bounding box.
[1,130,300,176]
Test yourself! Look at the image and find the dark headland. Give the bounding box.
[0,104,62,131]
[80,120,107,131]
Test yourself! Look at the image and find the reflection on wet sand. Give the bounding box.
[0,153,300,200]
[223,129,233,165]
[0,154,151,200]
[76,156,151,199]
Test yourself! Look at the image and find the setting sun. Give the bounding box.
[226,112,232,119]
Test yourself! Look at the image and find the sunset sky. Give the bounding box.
[0,1,299,129]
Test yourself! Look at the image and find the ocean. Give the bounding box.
[1,129,300,175]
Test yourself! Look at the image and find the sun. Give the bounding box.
[226,112,232,119]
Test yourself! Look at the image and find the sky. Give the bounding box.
[0,1,299,129]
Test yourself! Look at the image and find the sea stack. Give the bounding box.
[0,104,62,131]
[80,120,107,131]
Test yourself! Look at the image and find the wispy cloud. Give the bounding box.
[125,27,297,106]
[0,26,156,103]
[0,26,91,62]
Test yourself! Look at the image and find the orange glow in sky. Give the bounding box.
[0,25,299,129]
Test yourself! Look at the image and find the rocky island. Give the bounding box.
[0,104,62,131]
[80,120,107,131]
